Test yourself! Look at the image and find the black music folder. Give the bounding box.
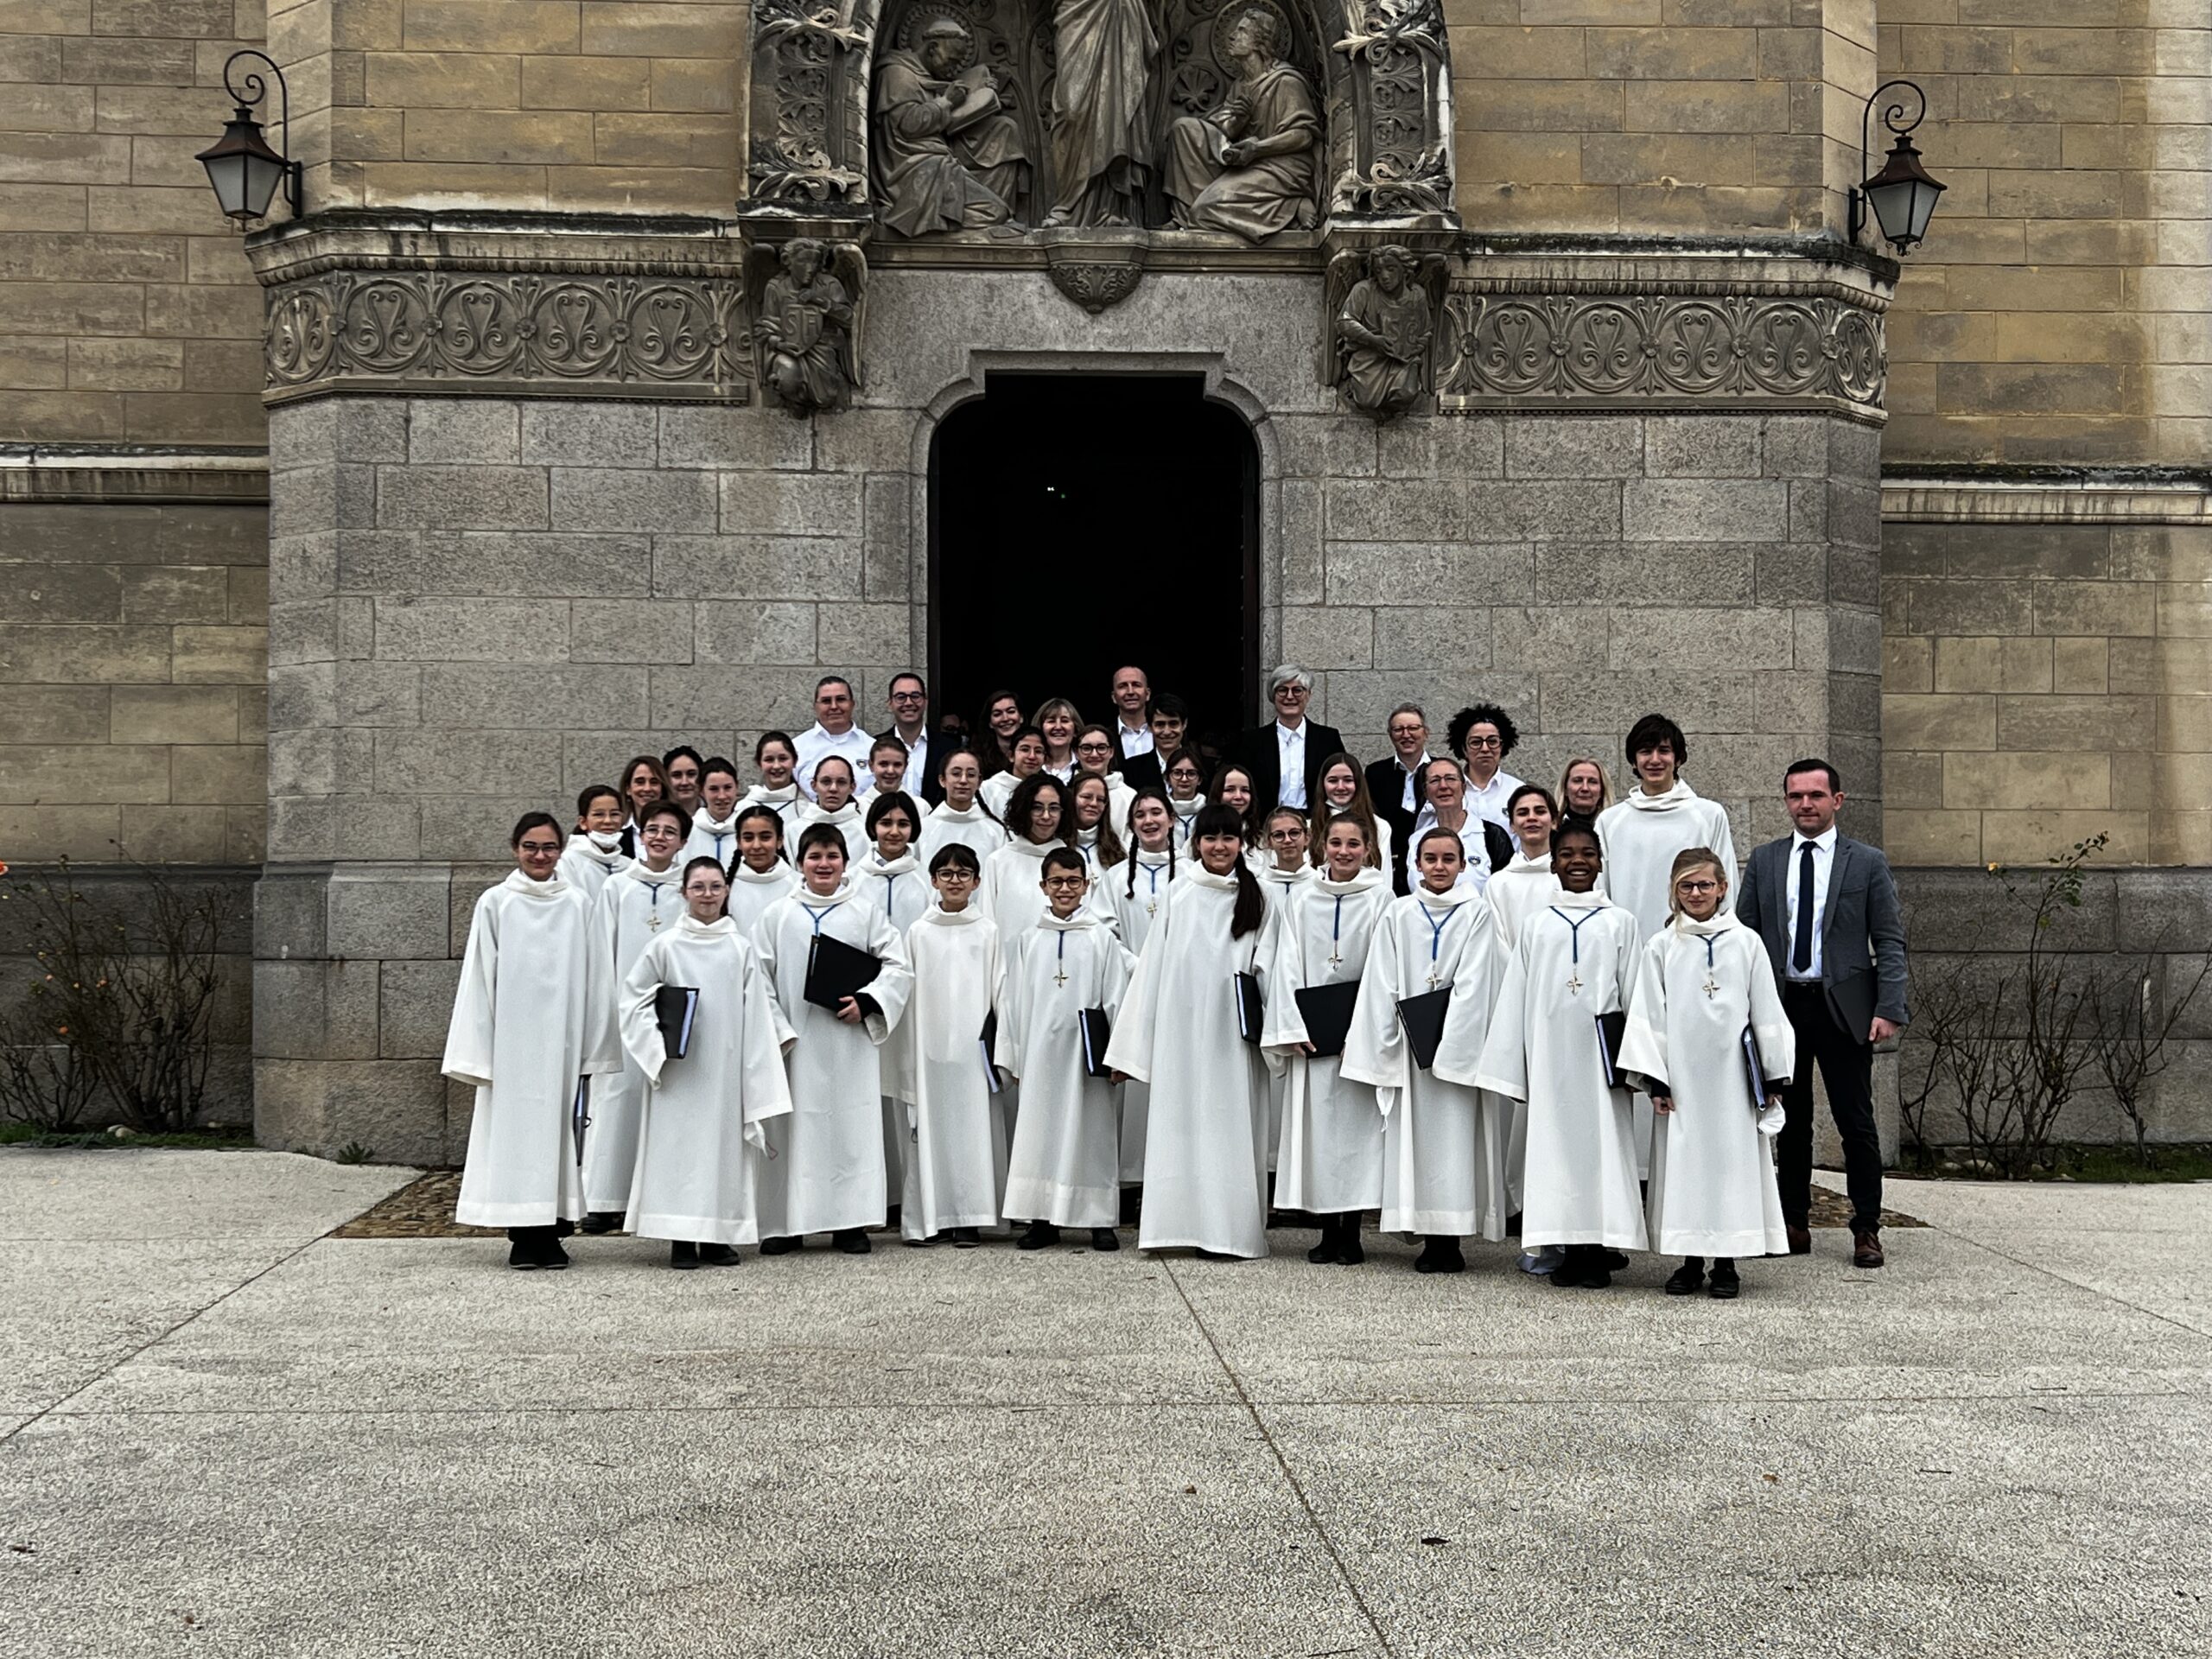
[1594,1009,1630,1090]
[1080,1008,1112,1078]
[1396,987,1452,1071]
[1294,981,1360,1059]
[653,986,700,1058]
[1740,1025,1772,1112]
[1234,971,1263,1046]
[804,932,882,1014]
[979,1007,1001,1095]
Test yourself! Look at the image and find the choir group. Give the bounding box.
[442,663,1850,1297]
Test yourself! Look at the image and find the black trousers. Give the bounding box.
[1778,983,1884,1235]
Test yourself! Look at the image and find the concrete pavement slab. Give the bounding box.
[5,1404,1382,1659]
[1261,1395,2212,1659]
[0,1149,416,1242]
[68,1234,1239,1415]
[1166,1230,2212,1406]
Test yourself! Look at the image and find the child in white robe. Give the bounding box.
[445,812,623,1270]
[1486,783,1563,957]
[979,725,1047,820]
[1311,753,1392,881]
[1255,806,1314,1171]
[856,790,930,1208]
[855,735,933,824]
[1263,814,1389,1265]
[1001,847,1134,1251]
[1593,712,1736,1179]
[1070,772,1128,885]
[798,754,871,866]
[681,757,747,872]
[556,784,630,904]
[1161,747,1207,845]
[918,747,1007,867]
[893,845,1007,1246]
[619,857,795,1268]
[726,804,799,938]
[1103,804,1276,1260]
[1105,789,1180,1188]
[582,799,690,1232]
[981,772,1076,935]
[1345,826,1509,1274]
[754,823,914,1255]
[740,732,805,839]
[1465,819,1647,1289]
[1619,847,1795,1298]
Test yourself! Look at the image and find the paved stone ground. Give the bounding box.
[1,1148,2206,1658]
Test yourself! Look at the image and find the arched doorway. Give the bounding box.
[928,372,1259,756]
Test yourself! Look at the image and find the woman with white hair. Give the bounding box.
[1235,663,1344,813]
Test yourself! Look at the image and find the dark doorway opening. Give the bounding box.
[929,373,1257,760]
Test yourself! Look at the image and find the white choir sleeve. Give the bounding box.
[1467,938,1530,1102]
[1338,914,1404,1098]
[857,905,913,1045]
[1430,906,1502,1086]
[439,890,500,1088]
[1101,911,1163,1084]
[1615,933,1672,1095]
[617,934,671,1088]
[578,899,625,1076]
[739,942,796,1148]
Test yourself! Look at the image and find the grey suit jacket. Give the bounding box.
[1735,831,1910,1041]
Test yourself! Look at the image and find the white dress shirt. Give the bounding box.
[893,727,930,793]
[1275,719,1308,808]
[1465,766,1522,831]
[1783,823,1837,980]
[1389,753,1431,813]
[792,721,876,800]
[1408,806,1491,896]
[1116,719,1154,760]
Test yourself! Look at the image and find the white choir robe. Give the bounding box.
[1103,849,1179,1182]
[727,861,800,939]
[1255,861,1314,1168]
[855,849,932,1200]
[738,784,805,844]
[1103,868,1275,1258]
[979,836,1073,935]
[1464,890,1646,1252]
[891,906,1008,1240]
[1000,912,1133,1228]
[617,914,794,1246]
[977,769,1032,821]
[1409,809,1493,896]
[1618,914,1795,1259]
[918,802,1007,867]
[798,801,872,866]
[681,811,744,874]
[1168,793,1205,844]
[855,785,932,823]
[1594,779,1736,1177]
[1343,887,1510,1240]
[754,885,914,1236]
[1078,772,1136,837]
[585,861,685,1213]
[1484,849,1560,1208]
[556,834,628,906]
[1262,869,1389,1216]
[444,870,623,1229]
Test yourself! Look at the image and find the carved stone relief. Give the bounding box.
[262,270,748,403]
[1326,242,1445,417]
[747,238,868,416]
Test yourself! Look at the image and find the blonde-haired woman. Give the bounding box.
[1557,755,1613,821]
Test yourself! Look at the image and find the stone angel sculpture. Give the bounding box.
[750,238,867,416]
[1325,243,1446,419]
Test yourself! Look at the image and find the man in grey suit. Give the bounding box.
[1735,758,1909,1268]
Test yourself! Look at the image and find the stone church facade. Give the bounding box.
[0,0,2203,1157]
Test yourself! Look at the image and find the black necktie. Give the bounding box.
[1792,841,1816,973]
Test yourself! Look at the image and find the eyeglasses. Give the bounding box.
[937,871,977,885]
[641,825,681,840]
[1465,734,1503,750]
[890,690,926,702]
[1675,880,1720,894]
[1077,742,1112,756]
[1268,828,1306,843]
[1043,875,1086,890]
[1274,684,1307,697]
[518,842,562,856]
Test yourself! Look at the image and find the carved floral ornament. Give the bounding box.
[263,270,749,402]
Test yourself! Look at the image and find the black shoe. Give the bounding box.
[507,1235,541,1270]
[1786,1225,1813,1255]
[578,1212,622,1236]
[1306,1228,1340,1265]
[947,1226,981,1249]
[1091,1227,1121,1252]
[699,1243,740,1268]
[1505,1211,1522,1237]
[1708,1260,1740,1299]
[1580,1267,1611,1289]
[759,1236,800,1255]
[1664,1259,1705,1297]
[1016,1220,1060,1251]
[1599,1249,1630,1271]
[1548,1257,1586,1288]
[537,1236,570,1270]
[885,1205,901,1233]
[831,1228,872,1255]
[1414,1236,1465,1274]
[669,1241,699,1270]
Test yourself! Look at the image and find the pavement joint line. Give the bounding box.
[1901,1211,2212,1347]
[1160,1257,1399,1658]
[32,1385,2208,1421]
[0,1232,329,1451]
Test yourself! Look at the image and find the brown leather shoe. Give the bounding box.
[1786,1225,1812,1255]
[1852,1230,1885,1269]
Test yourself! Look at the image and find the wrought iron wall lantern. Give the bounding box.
[196,50,302,223]
[1851,79,1945,253]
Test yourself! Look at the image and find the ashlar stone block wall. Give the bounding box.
[0,0,266,443]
